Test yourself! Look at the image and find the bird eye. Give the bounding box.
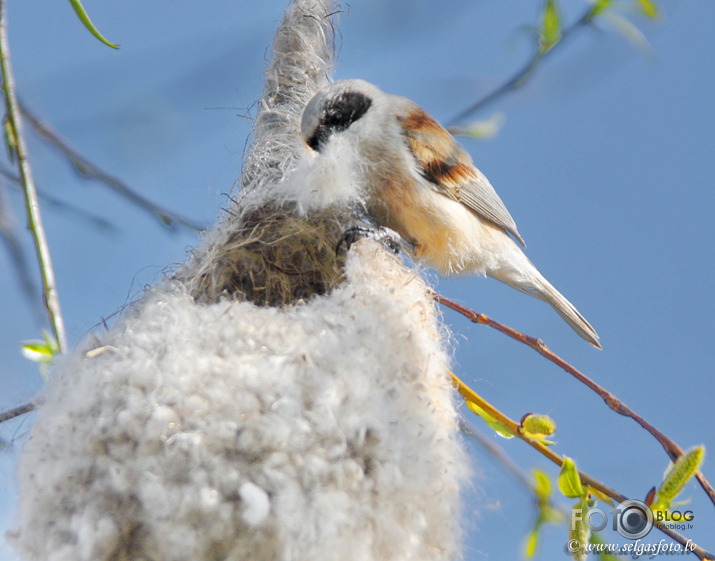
[306,91,372,152]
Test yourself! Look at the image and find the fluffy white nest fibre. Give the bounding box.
[9,1,469,560]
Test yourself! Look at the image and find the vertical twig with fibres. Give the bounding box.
[0,0,66,352]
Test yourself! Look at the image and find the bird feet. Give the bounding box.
[336,226,407,255]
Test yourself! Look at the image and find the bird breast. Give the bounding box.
[368,167,499,276]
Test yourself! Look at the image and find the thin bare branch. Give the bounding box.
[0,401,34,423]
[1,166,118,231]
[0,184,40,313]
[460,419,535,493]
[434,292,715,512]
[18,101,205,233]
[0,0,66,351]
[448,6,597,125]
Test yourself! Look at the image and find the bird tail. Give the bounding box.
[490,253,601,348]
[527,274,601,349]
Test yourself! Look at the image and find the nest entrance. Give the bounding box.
[187,204,351,307]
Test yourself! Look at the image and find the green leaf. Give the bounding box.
[540,503,565,524]
[634,0,658,18]
[449,113,505,139]
[533,469,552,501]
[569,497,591,561]
[539,0,562,53]
[525,471,565,558]
[465,400,515,438]
[589,0,613,18]
[20,330,59,364]
[655,446,705,508]
[602,12,654,55]
[67,0,119,49]
[521,413,556,438]
[558,457,585,498]
[20,341,55,363]
[525,526,539,558]
[586,485,613,505]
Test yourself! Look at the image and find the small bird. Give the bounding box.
[300,79,600,348]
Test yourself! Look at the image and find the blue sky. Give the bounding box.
[1,1,713,559]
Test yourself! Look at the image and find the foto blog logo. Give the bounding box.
[572,499,685,540]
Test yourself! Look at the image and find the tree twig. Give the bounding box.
[0,184,40,313]
[0,400,35,423]
[434,292,715,511]
[448,5,597,125]
[450,371,714,560]
[452,371,623,500]
[460,418,535,493]
[0,0,66,352]
[18,101,205,233]
[1,165,118,231]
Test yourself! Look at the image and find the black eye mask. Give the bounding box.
[307,91,372,151]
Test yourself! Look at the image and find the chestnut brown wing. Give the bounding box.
[400,107,525,246]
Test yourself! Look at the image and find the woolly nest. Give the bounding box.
[181,203,352,307]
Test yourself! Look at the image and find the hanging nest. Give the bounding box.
[183,203,351,307]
